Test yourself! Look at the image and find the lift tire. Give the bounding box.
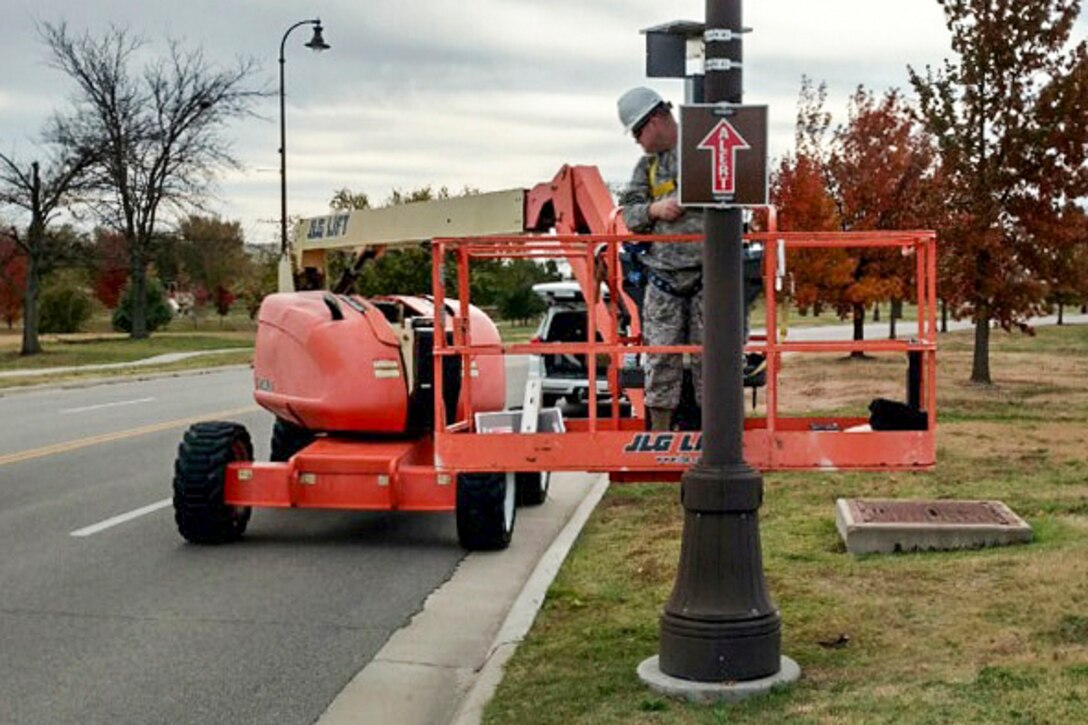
[456,473,516,551]
[515,472,550,507]
[173,421,253,544]
[270,418,316,462]
[541,393,562,408]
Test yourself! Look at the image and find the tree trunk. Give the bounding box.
[940,299,948,333]
[130,256,149,339]
[872,305,880,322]
[850,302,866,359]
[1057,302,1064,325]
[971,310,992,385]
[20,254,41,355]
[889,298,902,340]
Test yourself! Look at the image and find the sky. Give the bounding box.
[1,1,1084,247]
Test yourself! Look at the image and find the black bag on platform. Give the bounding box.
[869,398,928,431]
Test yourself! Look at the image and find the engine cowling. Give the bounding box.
[252,291,505,434]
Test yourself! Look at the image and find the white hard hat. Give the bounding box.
[617,87,666,133]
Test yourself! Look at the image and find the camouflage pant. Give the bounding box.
[643,282,703,410]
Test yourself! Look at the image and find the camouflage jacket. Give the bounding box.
[619,147,703,290]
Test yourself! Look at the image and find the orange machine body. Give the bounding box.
[252,291,505,433]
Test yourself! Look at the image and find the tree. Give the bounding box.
[175,215,247,297]
[329,184,504,300]
[329,187,370,211]
[494,259,561,325]
[39,269,94,334]
[237,245,279,319]
[0,234,27,329]
[212,284,235,321]
[1035,204,1088,323]
[770,78,852,322]
[910,0,1088,384]
[828,87,941,346]
[43,22,262,340]
[92,230,128,308]
[112,276,173,334]
[0,151,95,354]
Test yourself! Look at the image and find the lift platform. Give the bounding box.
[429,227,937,481]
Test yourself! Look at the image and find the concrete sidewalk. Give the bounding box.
[318,473,609,725]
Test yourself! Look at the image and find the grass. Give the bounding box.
[0,314,256,389]
[749,300,922,331]
[494,319,541,344]
[0,332,253,370]
[485,323,1088,724]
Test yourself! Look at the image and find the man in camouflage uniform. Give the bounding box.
[616,87,703,431]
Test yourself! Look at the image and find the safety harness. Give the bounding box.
[648,269,702,299]
[642,156,699,298]
[648,156,676,199]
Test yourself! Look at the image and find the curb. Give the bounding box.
[450,474,610,725]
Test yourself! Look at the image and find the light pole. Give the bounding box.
[278,18,330,292]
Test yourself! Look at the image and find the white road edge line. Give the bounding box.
[60,397,157,415]
[70,498,172,537]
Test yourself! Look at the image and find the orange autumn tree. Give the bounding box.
[910,0,1088,383]
[828,87,941,344]
[1030,203,1088,324]
[771,78,854,322]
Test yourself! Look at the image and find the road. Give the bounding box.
[0,360,529,725]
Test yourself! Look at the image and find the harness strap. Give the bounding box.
[648,269,702,299]
[648,156,676,199]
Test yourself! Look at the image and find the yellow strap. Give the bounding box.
[649,156,676,199]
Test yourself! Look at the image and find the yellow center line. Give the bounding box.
[0,406,261,468]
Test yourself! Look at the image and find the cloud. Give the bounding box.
[2,0,1085,247]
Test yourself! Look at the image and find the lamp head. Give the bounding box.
[305,22,330,52]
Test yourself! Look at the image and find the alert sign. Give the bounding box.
[679,104,768,207]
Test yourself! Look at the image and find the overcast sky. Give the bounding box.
[1,1,1084,246]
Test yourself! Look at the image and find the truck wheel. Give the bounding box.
[515,472,550,507]
[456,472,516,551]
[270,417,316,462]
[173,421,253,544]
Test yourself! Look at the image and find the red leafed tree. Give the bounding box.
[828,87,941,345]
[771,152,854,315]
[0,235,28,329]
[93,230,128,309]
[1030,203,1088,324]
[771,77,857,322]
[212,284,235,320]
[910,0,1088,384]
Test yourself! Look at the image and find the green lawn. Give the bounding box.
[485,324,1088,724]
[0,332,253,371]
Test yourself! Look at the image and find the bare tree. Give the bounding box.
[0,150,95,354]
[43,22,264,339]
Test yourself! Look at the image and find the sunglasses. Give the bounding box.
[632,114,653,139]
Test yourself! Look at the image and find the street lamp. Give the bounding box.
[278,18,330,292]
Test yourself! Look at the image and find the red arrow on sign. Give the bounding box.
[697,119,751,196]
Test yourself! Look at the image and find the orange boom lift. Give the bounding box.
[171,165,937,550]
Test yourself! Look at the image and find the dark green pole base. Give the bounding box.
[658,462,782,682]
